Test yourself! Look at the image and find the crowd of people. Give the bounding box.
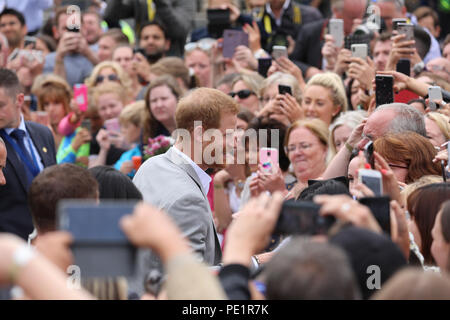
[0,0,449,301]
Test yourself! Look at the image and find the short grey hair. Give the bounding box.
[329,110,367,153]
[378,0,405,11]
[331,0,368,11]
[0,137,4,147]
[375,103,426,137]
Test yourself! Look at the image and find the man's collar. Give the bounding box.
[4,114,26,135]
[172,146,211,195]
[265,0,291,17]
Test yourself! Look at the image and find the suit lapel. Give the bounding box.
[164,147,222,255]
[0,131,28,192]
[25,122,48,168]
[164,147,207,196]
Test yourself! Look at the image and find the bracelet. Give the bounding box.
[8,245,36,284]
[345,142,354,153]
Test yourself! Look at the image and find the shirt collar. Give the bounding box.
[265,0,291,19]
[172,146,212,195]
[4,114,27,136]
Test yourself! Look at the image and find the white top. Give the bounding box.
[265,0,291,27]
[172,146,212,195]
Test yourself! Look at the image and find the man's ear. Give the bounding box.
[16,93,25,110]
[193,124,203,143]
[21,26,28,39]
[164,39,171,52]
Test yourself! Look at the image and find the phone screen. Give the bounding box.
[375,75,394,107]
[359,170,383,196]
[259,147,279,173]
[278,84,292,95]
[273,200,335,236]
[258,58,272,78]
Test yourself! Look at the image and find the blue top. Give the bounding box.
[114,144,142,178]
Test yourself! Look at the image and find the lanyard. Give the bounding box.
[0,129,40,177]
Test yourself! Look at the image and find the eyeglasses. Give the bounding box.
[229,89,255,99]
[388,163,408,169]
[96,74,119,84]
[285,143,315,153]
[184,38,216,53]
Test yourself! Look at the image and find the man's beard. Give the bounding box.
[145,50,165,64]
[7,34,21,48]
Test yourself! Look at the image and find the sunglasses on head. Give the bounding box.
[96,74,119,84]
[229,89,255,99]
[184,38,216,53]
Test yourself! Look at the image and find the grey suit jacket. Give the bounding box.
[130,147,221,295]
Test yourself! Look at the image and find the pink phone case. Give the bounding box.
[259,148,279,173]
[73,84,88,112]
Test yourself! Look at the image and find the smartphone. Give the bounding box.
[273,200,335,236]
[375,74,394,107]
[104,118,121,136]
[396,58,410,76]
[73,84,88,112]
[258,58,272,78]
[397,23,414,43]
[223,29,249,58]
[351,43,368,60]
[363,141,374,169]
[272,45,288,60]
[278,84,292,95]
[81,119,92,132]
[428,86,443,111]
[207,9,231,39]
[259,147,279,173]
[66,26,80,33]
[359,196,391,235]
[57,200,138,277]
[392,18,407,31]
[7,48,20,62]
[359,169,383,196]
[24,36,37,49]
[329,19,344,48]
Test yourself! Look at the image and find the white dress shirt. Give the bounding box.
[172,146,212,195]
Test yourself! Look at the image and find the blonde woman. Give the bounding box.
[258,72,304,126]
[85,61,133,99]
[329,110,367,156]
[425,112,450,149]
[230,72,264,114]
[302,72,348,126]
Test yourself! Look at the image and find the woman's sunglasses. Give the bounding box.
[96,74,119,84]
[229,89,255,99]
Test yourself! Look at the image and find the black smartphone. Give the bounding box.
[258,58,272,78]
[278,84,292,96]
[363,140,375,169]
[81,119,91,132]
[375,74,394,107]
[57,200,138,278]
[66,26,80,33]
[396,58,410,76]
[24,36,37,49]
[207,9,231,39]
[273,200,335,236]
[359,196,391,235]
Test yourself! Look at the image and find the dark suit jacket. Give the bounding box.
[290,18,328,75]
[0,121,56,239]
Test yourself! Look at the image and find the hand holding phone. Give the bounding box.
[359,169,383,196]
[223,29,249,58]
[272,45,288,60]
[375,74,394,107]
[428,86,443,111]
[73,84,88,112]
[329,19,344,48]
[259,147,279,174]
